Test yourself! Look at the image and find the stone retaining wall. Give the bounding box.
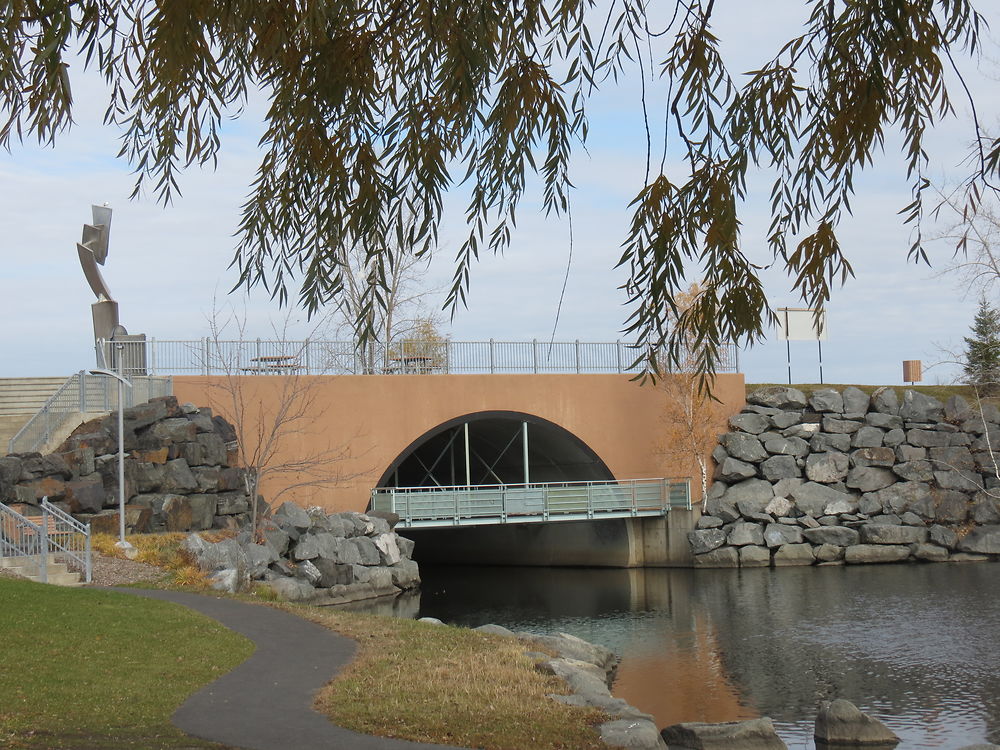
[0,396,254,533]
[691,386,1000,567]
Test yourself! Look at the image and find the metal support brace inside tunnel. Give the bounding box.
[379,412,616,490]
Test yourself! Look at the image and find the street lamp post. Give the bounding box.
[88,367,133,550]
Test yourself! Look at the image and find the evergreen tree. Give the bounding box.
[963,298,1000,393]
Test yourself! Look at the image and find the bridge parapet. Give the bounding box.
[103,338,739,377]
[371,478,691,529]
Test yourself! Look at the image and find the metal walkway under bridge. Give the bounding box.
[370,478,691,529]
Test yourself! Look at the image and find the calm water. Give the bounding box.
[347,562,1000,749]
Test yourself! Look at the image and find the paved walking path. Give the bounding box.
[114,588,466,750]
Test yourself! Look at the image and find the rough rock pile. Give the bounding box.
[183,501,420,603]
[1,396,253,534]
[692,385,1000,567]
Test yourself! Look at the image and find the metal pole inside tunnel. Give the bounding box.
[522,421,529,485]
[464,422,471,486]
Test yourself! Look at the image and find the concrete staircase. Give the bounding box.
[0,378,67,451]
[0,554,84,586]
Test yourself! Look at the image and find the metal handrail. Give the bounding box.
[40,498,92,583]
[370,477,691,528]
[8,370,172,455]
[0,502,47,583]
[96,338,741,377]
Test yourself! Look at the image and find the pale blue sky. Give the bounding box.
[2,4,998,385]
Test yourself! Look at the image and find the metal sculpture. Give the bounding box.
[76,204,122,346]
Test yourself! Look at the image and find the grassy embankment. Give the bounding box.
[2,534,607,750]
[0,577,252,749]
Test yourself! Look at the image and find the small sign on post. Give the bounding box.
[903,360,922,385]
[776,308,828,385]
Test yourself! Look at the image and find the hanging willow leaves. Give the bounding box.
[2,0,997,389]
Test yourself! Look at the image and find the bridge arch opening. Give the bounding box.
[375,411,614,489]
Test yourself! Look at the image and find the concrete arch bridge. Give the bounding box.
[173,373,744,566]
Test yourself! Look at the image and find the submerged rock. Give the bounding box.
[814,698,899,747]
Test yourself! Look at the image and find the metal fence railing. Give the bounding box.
[0,499,92,583]
[0,502,47,582]
[40,498,92,583]
[96,338,740,377]
[8,371,173,455]
[370,477,691,528]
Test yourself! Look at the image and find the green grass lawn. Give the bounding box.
[0,578,253,749]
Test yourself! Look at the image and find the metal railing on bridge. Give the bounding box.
[370,478,691,529]
[97,338,739,377]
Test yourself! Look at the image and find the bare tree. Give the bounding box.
[932,189,1000,298]
[201,302,361,539]
[326,231,446,374]
[656,283,728,499]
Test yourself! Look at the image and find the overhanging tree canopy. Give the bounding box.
[4,1,998,384]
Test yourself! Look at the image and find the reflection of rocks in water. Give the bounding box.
[686,564,1000,745]
[333,589,421,618]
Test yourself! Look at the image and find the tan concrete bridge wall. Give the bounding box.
[173,373,745,514]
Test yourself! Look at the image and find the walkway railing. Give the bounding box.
[0,500,92,584]
[0,502,47,583]
[40,498,92,583]
[97,338,740,377]
[8,371,173,454]
[370,478,691,528]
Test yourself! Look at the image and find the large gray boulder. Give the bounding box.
[899,390,944,423]
[851,426,884,449]
[870,388,899,415]
[814,699,899,747]
[762,435,810,456]
[764,523,803,547]
[729,413,772,435]
[957,525,1000,554]
[263,576,316,602]
[727,522,764,547]
[715,457,758,483]
[688,529,727,555]
[866,412,903,430]
[273,500,312,531]
[739,546,771,567]
[844,545,911,564]
[661,717,788,749]
[841,387,871,418]
[600,718,666,749]
[723,478,775,506]
[802,526,860,546]
[182,533,248,574]
[790,482,855,517]
[845,467,896,493]
[389,558,421,589]
[721,433,768,463]
[822,417,863,434]
[806,453,849,483]
[747,386,808,410]
[693,547,740,567]
[760,455,801,482]
[811,432,852,453]
[859,524,927,545]
[773,543,815,566]
[810,389,844,413]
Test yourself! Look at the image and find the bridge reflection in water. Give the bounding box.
[370,478,691,529]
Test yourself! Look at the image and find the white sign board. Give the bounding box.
[776,307,827,342]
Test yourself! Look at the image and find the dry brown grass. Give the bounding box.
[287,605,608,750]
